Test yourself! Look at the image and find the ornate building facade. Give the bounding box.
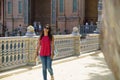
[0,0,98,35]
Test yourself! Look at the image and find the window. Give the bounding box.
[18,1,22,14]
[59,0,64,13]
[8,1,12,14]
[73,0,77,12]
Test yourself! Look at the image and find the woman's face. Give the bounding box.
[44,26,49,33]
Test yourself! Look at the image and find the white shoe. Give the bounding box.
[51,76,54,80]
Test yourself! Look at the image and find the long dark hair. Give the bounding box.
[39,24,52,41]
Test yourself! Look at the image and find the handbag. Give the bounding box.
[36,56,39,66]
[54,44,59,56]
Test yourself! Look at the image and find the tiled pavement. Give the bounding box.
[0,52,115,80]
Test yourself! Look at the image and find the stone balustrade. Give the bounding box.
[0,37,20,70]
[0,36,38,71]
[0,34,99,71]
[80,34,100,53]
[54,35,80,59]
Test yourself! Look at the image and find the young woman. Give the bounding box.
[35,24,54,80]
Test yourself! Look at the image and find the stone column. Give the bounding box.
[74,35,80,56]
[102,0,120,80]
[25,25,37,65]
[51,0,57,34]
[71,27,80,56]
[27,37,38,65]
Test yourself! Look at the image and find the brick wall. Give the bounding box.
[2,0,98,34]
[0,0,3,35]
[4,0,25,32]
[57,0,85,33]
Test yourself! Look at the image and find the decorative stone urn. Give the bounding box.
[25,25,36,37]
[71,27,80,36]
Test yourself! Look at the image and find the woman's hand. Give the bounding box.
[35,39,40,61]
[51,53,54,60]
[51,36,54,60]
[35,51,39,60]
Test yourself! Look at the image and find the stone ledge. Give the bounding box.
[0,50,101,79]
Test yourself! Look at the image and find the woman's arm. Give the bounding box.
[51,36,54,59]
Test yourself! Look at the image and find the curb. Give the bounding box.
[0,50,101,79]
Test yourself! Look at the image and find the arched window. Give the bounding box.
[59,0,64,13]
[8,1,12,14]
[18,1,22,14]
[73,0,77,12]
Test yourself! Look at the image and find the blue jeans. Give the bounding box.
[40,56,53,80]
